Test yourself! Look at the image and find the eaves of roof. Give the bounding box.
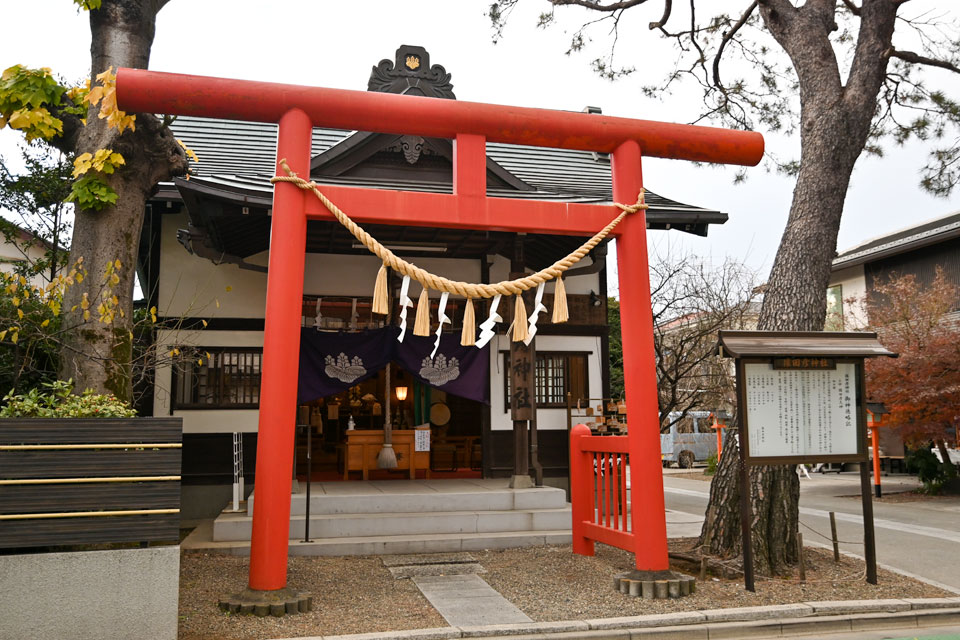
[832,210,960,271]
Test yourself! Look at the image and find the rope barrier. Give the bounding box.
[271,159,646,298]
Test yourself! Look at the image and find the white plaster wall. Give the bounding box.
[159,212,267,318]
[489,334,604,432]
[153,329,263,433]
[160,211,484,317]
[829,264,868,329]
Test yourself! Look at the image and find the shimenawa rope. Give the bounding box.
[271,159,646,298]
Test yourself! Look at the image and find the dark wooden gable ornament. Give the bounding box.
[368,45,456,100]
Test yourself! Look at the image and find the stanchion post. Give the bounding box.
[735,359,755,592]
[570,424,594,556]
[829,511,840,562]
[870,422,882,498]
[304,423,313,543]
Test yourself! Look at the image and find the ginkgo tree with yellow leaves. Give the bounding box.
[0,0,191,400]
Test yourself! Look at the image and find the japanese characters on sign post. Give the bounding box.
[510,351,534,421]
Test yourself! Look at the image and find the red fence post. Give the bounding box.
[613,140,670,572]
[248,108,312,591]
[570,424,595,556]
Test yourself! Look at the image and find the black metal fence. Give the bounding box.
[0,418,182,549]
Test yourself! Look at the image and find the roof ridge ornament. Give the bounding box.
[368,45,455,99]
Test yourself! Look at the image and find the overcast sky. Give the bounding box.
[2,0,958,292]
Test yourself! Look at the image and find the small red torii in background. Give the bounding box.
[116,69,763,593]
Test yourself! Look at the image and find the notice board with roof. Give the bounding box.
[716,330,896,591]
[717,330,896,465]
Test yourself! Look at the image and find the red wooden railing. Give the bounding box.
[570,424,636,559]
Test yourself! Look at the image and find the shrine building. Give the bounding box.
[136,45,726,519]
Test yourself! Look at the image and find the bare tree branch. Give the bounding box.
[886,47,960,74]
[841,0,861,16]
[549,0,651,11]
[713,1,759,90]
[649,0,672,29]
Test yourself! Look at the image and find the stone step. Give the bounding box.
[191,530,573,557]
[213,507,572,542]
[248,485,569,516]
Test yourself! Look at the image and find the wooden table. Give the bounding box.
[343,429,430,480]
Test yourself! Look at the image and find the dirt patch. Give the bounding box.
[178,540,951,639]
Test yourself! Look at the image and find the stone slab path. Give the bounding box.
[412,574,532,627]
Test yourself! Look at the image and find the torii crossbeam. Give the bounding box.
[117,69,763,593]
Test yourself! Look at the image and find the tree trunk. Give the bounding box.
[60,0,186,400]
[698,0,898,574]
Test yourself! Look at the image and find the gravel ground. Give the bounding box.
[179,541,951,640]
[178,553,446,640]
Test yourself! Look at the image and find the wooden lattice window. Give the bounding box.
[503,351,589,410]
[172,348,262,409]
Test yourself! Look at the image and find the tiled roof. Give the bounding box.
[168,116,725,227]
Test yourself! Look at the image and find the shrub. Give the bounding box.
[705,453,718,475]
[0,379,136,418]
[905,446,957,495]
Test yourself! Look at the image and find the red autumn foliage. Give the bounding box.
[864,268,960,448]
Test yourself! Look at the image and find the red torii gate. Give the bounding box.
[116,69,763,592]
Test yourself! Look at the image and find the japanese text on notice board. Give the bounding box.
[743,362,857,458]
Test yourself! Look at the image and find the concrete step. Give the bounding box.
[213,507,572,542]
[248,485,569,516]
[193,529,573,557]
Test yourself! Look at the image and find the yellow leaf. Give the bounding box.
[114,259,122,269]
[83,310,90,321]
[84,85,104,106]
[128,331,134,341]
[176,138,200,163]
[225,285,232,292]
[215,299,220,309]
[197,359,203,365]
[41,319,50,327]
[201,319,208,327]
[10,331,18,345]
[0,330,6,341]
[11,297,19,307]
[17,309,23,319]
[109,273,120,286]
[205,351,212,360]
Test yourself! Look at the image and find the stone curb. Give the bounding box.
[272,598,960,640]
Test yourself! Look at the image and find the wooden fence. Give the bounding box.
[0,418,182,549]
[570,424,634,556]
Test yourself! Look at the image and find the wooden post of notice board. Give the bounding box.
[717,331,896,592]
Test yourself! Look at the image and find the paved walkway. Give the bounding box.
[413,574,532,627]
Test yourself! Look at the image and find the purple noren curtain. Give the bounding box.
[297,327,489,405]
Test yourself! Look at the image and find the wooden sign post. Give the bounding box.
[717,331,897,592]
